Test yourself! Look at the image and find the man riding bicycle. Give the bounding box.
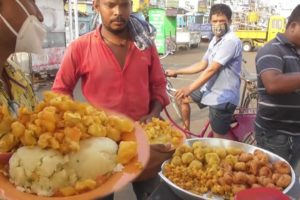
[166,4,242,140]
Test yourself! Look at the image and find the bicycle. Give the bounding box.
[160,51,183,120]
[163,61,258,144]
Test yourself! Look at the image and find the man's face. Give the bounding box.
[289,22,300,48]
[94,0,131,34]
[210,14,230,37]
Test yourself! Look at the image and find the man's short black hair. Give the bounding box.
[209,4,232,21]
[287,4,300,27]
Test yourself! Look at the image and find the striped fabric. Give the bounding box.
[255,33,300,135]
[128,14,156,51]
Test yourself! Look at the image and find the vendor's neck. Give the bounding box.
[101,26,129,41]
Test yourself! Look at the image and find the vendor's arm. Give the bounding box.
[139,99,163,123]
[52,43,81,97]
[140,46,169,123]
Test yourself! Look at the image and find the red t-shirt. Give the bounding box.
[52,29,169,120]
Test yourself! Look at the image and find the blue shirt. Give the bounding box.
[200,31,242,106]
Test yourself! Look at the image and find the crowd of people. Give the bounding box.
[0,0,300,199]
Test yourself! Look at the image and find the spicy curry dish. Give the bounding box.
[163,141,293,200]
[0,91,138,197]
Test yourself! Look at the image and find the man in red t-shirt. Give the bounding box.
[52,0,171,199]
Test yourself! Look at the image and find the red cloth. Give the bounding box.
[235,188,290,200]
[52,29,169,121]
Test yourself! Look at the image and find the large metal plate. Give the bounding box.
[159,138,296,200]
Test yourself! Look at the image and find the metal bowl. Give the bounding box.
[159,138,296,200]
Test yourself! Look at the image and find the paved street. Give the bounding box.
[36,43,299,200]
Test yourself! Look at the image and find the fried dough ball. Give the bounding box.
[247,174,257,185]
[171,156,182,166]
[202,146,214,154]
[11,121,26,138]
[272,173,281,183]
[239,152,253,162]
[273,161,291,174]
[224,154,238,166]
[194,148,205,161]
[233,172,248,184]
[223,172,233,185]
[258,166,272,177]
[192,141,205,149]
[251,183,262,188]
[276,174,291,188]
[205,153,220,166]
[227,147,243,155]
[211,184,225,195]
[220,161,233,172]
[117,141,137,165]
[247,159,260,175]
[188,160,203,170]
[174,144,192,156]
[234,162,246,171]
[253,149,269,164]
[214,148,227,159]
[266,183,276,188]
[257,176,273,186]
[181,152,194,164]
[218,177,227,186]
[232,184,247,194]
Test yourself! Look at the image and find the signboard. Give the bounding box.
[178,0,199,13]
[149,0,165,8]
[198,0,208,13]
[132,0,140,12]
[148,9,166,54]
[32,0,66,72]
[165,0,179,8]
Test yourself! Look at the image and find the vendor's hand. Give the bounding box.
[135,143,174,181]
[165,69,177,78]
[175,87,192,100]
[139,113,161,124]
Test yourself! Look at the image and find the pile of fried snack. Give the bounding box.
[0,91,138,197]
[163,141,292,200]
[142,118,184,147]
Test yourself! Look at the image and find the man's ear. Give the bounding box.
[92,0,99,11]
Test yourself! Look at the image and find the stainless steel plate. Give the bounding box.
[159,138,296,200]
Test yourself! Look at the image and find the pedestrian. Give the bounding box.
[52,0,171,199]
[166,3,242,139]
[254,4,300,168]
[0,0,45,113]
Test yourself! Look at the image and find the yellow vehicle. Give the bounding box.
[234,16,286,52]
